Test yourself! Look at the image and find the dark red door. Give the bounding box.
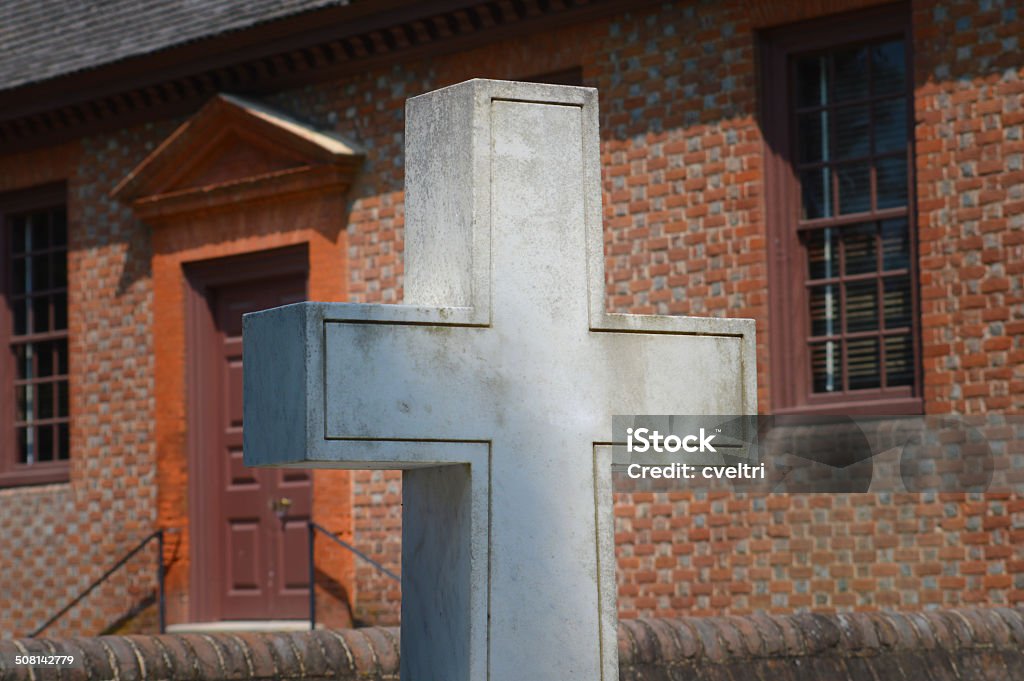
[209,273,311,620]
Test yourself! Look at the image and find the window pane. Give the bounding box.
[872,41,905,95]
[57,340,68,375]
[881,218,910,270]
[38,382,54,420]
[798,111,828,163]
[833,47,868,102]
[876,156,908,208]
[845,280,879,332]
[884,276,912,328]
[53,253,67,288]
[12,257,25,294]
[11,216,28,254]
[801,168,833,218]
[17,428,30,464]
[54,295,67,331]
[13,299,27,335]
[810,284,840,336]
[15,343,32,380]
[806,228,838,280]
[38,341,54,376]
[837,163,870,214]
[30,213,50,250]
[811,341,841,393]
[37,425,54,462]
[848,338,881,390]
[834,105,870,159]
[32,253,51,291]
[32,296,50,333]
[58,380,69,418]
[874,98,907,153]
[16,384,29,421]
[58,423,70,460]
[797,55,828,107]
[52,211,67,247]
[844,223,877,275]
[885,334,914,386]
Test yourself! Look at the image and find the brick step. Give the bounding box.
[166,620,315,633]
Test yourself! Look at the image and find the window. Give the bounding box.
[1,184,70,485]
[761,6,920,413]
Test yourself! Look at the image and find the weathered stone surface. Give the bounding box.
[3,608,1023,680]
[244,79,756,681]
[615,608,1024,681]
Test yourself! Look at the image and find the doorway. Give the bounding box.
[186,245,311,621]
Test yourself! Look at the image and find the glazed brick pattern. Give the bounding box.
[614,490,1024,617]
[317,0,1024,623]
[0,0,1022,635]
[912,0,1024,414]
[605,0,1021,619]
[0,124,170,637]
[0,113,360,634]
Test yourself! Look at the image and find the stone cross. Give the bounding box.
[244,79,756,681]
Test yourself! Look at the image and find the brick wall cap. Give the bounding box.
[905,611,940,649]
[746,612,788,655]
[2,608,1023,680]
[722,615,764,656]
[993,607,1024,644]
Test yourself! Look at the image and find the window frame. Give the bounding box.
[0,182,71,486]
[760,4,922,415]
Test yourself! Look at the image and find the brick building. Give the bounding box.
[0,0,1021,637]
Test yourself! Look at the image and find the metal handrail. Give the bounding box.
[307,521,399,630]
[28,529,167,637]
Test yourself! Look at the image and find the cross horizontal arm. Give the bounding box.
[243,301,494,468]
[323,318,496,442]
[321,301,483,326]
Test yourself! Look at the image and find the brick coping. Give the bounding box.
[1,607,1022,680]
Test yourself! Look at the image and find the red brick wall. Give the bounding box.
[913,0,1024,413]
[303,0,1023,622]
[0,129,165,636]
[0,0,1022,635]
[0,116,361,634]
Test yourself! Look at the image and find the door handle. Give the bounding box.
[271,496,293,520]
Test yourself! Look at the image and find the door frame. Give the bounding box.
[184,244,309,622]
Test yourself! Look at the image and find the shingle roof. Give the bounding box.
[0,0,349,91]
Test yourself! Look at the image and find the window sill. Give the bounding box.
[774,396,924,417]
[0,463,70,489]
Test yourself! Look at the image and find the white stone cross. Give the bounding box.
[244,79,756,681]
